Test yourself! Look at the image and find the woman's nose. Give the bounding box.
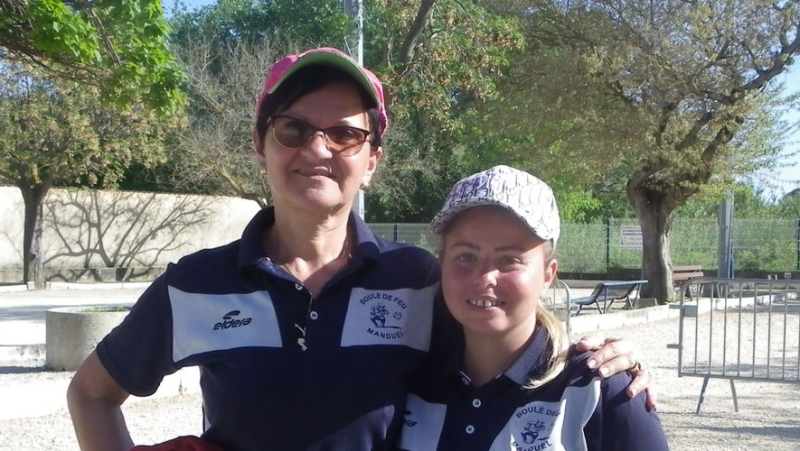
[303,131,334,156]
[474,259,499,287]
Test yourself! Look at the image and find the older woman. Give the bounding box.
[400,166,669,450]
[68,48,652,451]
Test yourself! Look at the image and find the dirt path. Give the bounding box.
[1,312,799,450]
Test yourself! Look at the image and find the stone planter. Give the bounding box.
[45,305,131,371]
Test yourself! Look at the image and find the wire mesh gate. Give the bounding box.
[669,277,800,413]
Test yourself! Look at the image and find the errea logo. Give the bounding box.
[213,310,252,331]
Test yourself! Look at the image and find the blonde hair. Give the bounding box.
[523,240,570,389]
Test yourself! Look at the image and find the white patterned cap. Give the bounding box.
[430,165,560,246]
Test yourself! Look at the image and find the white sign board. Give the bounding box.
[620,225,643,250]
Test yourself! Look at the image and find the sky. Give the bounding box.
[163,0,800,200]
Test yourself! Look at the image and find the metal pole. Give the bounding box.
[605,218,611,272]
[343,0,366,219]
[717,195,734,279]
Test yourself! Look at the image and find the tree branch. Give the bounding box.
[398,0,436,65]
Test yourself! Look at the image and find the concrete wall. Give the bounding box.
[0,187,261,281]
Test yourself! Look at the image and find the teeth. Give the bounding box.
[299,168,331,177]
[469,299,499,307]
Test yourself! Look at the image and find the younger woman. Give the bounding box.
[400,165,669,450]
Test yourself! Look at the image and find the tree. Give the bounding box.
[162,0,524,219]
[169,39,282,205]
[0,0,184,113]
[778,188,800,217]
[479,0,800,301]
[0,64,172,287]
[362,0,524,221]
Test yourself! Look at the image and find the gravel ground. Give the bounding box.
[1,310,799,450]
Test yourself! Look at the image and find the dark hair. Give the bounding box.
[255,65,383,152]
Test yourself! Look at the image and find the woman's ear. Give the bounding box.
[543,259,558,291]
[253,129,267,168]
[361,146,382,188]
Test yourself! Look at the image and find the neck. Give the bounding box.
[263,209,353,295]
[462,325,536,387]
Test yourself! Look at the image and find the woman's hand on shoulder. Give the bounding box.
[575,334,657,411]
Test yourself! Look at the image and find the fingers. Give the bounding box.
[591,352,637,380]
[582,337,636,377]
[624,362,648,398]
[644,386,658,411]
[577,335,658,411]
[626,366,658,411]
[574,333,608,353]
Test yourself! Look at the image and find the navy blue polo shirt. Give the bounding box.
[96,207,441,451]
[399,328,669,451]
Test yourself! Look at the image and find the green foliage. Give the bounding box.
[0,63,174,284]
[159,0,526,221]
[779,189,800,217]
[363,0,525,221]
[167,0,349,51]
[0,65,171,189]
[552,190,603,223]
[0,0,184,114]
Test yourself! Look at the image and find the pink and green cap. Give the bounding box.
[256,47,388,137]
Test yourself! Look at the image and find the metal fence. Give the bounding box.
[369,219,800,273]
[669,277,800,413]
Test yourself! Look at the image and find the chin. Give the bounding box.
[461,320,510,337]
[294,190,347,210]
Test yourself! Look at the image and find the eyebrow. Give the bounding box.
[278,112,368,129]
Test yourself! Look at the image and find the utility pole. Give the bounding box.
[717,195,734,279]
[342,0,366,219]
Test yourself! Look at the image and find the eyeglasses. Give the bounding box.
[269,115,371,156]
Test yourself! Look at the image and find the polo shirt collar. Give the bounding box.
[504,327,550,386]
[451,326,550,388]
[237,207,381,271]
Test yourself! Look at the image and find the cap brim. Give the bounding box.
[430,199,557,244]
[268,51,381,109]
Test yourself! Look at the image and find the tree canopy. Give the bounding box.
[0,0,184,113]
[0,63,173,285]
[161,0,524,220]
[481,0,800,301]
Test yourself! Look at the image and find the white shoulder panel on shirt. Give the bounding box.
[489,378,601,451]
[340,284,438,351]
[169,286,283,362]
[398,393,447,450]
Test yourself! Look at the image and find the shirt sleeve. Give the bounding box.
[95,265,178,397]
[591,372,670,451]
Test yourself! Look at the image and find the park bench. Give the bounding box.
[672,265,704,299]
[570,280,648,316]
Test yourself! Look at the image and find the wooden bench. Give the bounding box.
[673,265,704,299]
[570,280,648,316]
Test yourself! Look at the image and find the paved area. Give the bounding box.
[0,283,203,422]
[0,281,639,422]
[0,283,147,361]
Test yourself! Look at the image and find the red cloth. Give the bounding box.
[131,436,224,451]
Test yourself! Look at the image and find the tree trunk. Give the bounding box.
[627,182,675,303]
[20,184,48,289]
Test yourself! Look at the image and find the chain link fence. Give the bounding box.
[369,219,800,273]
